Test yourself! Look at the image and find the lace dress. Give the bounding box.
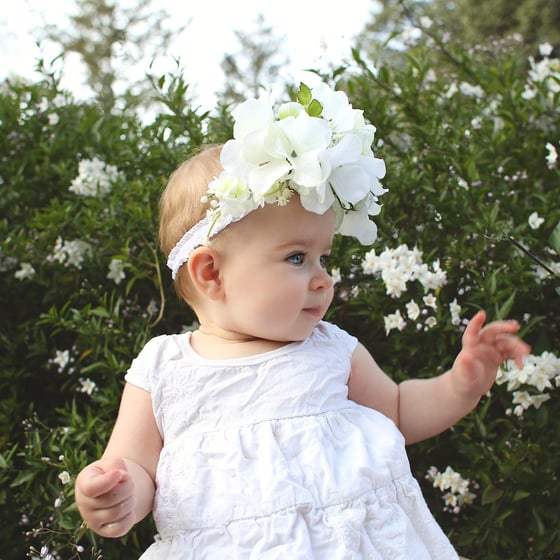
[125,321,459,559]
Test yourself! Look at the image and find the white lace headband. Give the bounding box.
[167,213,242,280]
[166,81,387,280]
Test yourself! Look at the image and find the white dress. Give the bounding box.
[125,321,459,559]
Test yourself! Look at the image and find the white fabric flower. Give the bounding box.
[166,82,388,278]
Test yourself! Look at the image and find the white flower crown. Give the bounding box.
[167,82,387,279]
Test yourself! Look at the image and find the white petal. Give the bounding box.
[231,99,274,139]
[329,164,372,204]
[299,183,335,214]
[248,159,291,197]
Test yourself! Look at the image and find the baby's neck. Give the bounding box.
[190,326,290,359]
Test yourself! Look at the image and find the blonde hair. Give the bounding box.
[159,145,223,304]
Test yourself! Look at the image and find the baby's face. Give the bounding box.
[214,196,336,342]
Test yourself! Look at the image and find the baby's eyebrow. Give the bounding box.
[276,240,309,250]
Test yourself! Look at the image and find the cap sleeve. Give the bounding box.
[124,334,178,393]
[314,321,358,357]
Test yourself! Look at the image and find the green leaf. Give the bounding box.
[297,83,312,106]
[549,221,560,254]
[10,470,37,487]
[532,507,545,536]
[307,99,323,117]
[512,490,531,502]
[481,484,505,505]
[488,270,497,296]
[495,290,516,319]
[474,411,487,438]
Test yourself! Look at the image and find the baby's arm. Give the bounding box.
[75,383,162,537]
[348,310,531,444]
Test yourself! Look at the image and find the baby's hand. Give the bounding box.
[451,310,531,401]
[75,456,135,537]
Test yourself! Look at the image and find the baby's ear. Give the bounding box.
[187,247,223,300]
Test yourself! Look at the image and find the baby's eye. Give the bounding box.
[286,253,305,265]
[320,255,330,269]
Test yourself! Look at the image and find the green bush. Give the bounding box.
[1,26,559,560]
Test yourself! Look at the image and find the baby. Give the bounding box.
[75,82,529,559]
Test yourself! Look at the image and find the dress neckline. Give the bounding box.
[178,330,306,366]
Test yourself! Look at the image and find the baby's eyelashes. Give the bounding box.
[285,253,331,269]
[286,253,305,266]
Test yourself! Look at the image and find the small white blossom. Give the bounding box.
[52,350,70,372]
[497,351,560,415]
[78,378,97,395]
[382,267,409,298]
[406,300,420,320]
[384,310,406,335]
[426,465,477,513]
[539,42,554,57]
[545,142,558,170]
[526,56,560,97]
[521,85,537,100]
[14,262,35,280]
[459,82,485,99]
[107,258,126,284]
[58,471,71,485]
[146,299,159,317]
[419,16,433,29]
[445,82,458,98]
[528,211,545,230]
[425,316,437,329]
[38,97,49,112]
[47,237,92,269]
[49,236,66,264]
[69,157,123,197]
[330,267,341,285]
[52,93,67,107]
[29,545,56,560]
[362,244,450,334]
[449,298,462,326]
[422,293,438,310]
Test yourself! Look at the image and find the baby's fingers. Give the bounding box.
[479,320,523,341]
[495,334,531,367]
[87,493,135,537]
[463,311,525,346]
[461,310,488,348]
[76,462,127,500]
